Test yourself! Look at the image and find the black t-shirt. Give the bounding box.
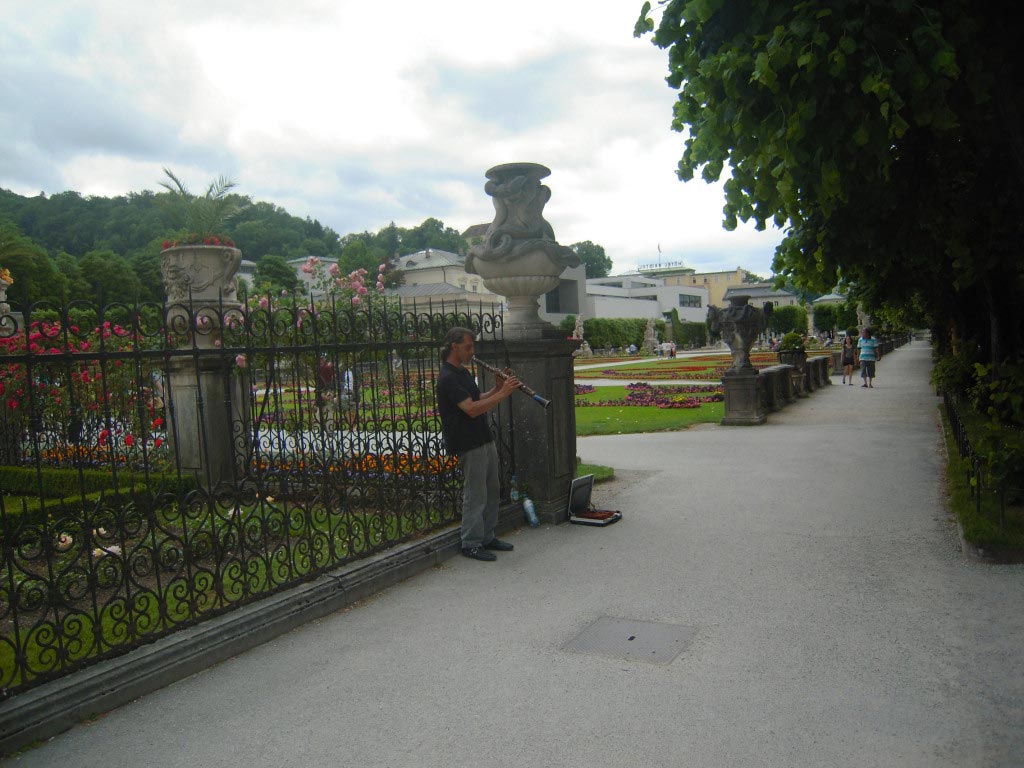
[436,361,493,455]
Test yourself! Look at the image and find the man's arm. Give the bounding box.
[457,375,520,418]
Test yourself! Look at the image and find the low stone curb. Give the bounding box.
[0,506,521,756]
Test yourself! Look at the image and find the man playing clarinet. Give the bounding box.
[436,327,520,562]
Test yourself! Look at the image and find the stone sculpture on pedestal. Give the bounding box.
[466,163,580,338]
[643,317,658,355]
[709,296,772,374]
[710,295,772,425]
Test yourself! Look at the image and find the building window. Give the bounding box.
[679,294,702,308]
[702,277,708,284]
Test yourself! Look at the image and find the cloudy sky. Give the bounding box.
[0,0,784,276]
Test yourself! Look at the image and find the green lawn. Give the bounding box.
[574,383,723,436]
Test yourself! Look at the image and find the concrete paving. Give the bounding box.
[5,343,1023,767]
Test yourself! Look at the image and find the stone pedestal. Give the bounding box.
[161,244,249,488]
[479,337,578,524]
[0,276,10,317]
[165,356,249,488]
[778,350,807,396]
[721,372,767,426]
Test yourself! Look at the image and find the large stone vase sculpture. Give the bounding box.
[161,244,243,348]
[466,163,579,339]
[160,244,248,488]
[710,295,770,375]
[710,295,771,425]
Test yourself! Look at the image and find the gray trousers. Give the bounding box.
[459,442,499,548]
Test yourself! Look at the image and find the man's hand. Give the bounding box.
[498,374,521,397]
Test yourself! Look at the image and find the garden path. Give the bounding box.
[11,342,1023,768]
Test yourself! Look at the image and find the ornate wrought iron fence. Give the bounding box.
[0,296,511,697]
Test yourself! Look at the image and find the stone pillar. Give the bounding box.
[721,372,767,425]
[165,356,248,488]
[161,244,250,488]
[481,337,578,524]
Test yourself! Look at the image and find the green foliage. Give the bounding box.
[636,0,1024,366]
[813,302,858,334]
[0,222,67,306]
[942,408,1024,555]
[338,237,388,275]
[570,240,613,278]
[813,304,838,333]
[970,363,1024,428]
[666,309,706,348]
[157,168,245,241]
[0,467,195,521]
[79,249,143,302]
[778,332,805,352]
[576,463,614,483]
[253,254,300,295]
[931,350,978,398]
[581,317,663,350]
[400,217,466,254]
[771,305,807,335]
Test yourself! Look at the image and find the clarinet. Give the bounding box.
[471,356,552,409]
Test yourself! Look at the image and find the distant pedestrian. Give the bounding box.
[840,335,856,385]
[857,328,880,387]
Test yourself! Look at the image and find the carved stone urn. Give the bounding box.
[466,163,579,338]
[710,295,769,375]
[160,244,243,349]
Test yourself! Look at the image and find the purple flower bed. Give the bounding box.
[575,382,724,409]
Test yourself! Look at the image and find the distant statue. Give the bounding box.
[709,297,772,375]
[643,318,658,355]
[573,314,584,340]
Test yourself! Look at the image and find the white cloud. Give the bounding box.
[0,0,785,277]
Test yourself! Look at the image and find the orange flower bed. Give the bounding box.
[256,453,459,476]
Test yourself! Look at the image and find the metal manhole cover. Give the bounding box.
[563,616,695,665]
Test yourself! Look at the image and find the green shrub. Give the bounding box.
[0,467,196,523]
[778,332,805,352]
[931,350,978,398]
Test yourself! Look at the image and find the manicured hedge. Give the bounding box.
[0,466,197,522]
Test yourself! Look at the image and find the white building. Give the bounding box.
[585,274,708,322]
[722,282,799,309]
[388,249,587,326]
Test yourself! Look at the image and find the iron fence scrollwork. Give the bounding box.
[0,295,510,697]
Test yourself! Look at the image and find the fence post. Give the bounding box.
[161,245,249,489]
[491,337,579,524]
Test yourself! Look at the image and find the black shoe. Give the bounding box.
[461,546,497,562]
[483,538,514,552]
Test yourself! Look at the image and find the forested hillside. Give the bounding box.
[0,187,466,306]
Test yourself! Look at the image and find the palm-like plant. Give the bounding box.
[158,168,246,247]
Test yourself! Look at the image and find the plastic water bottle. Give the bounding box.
[510,475,519,502]
[523,497,539,527]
